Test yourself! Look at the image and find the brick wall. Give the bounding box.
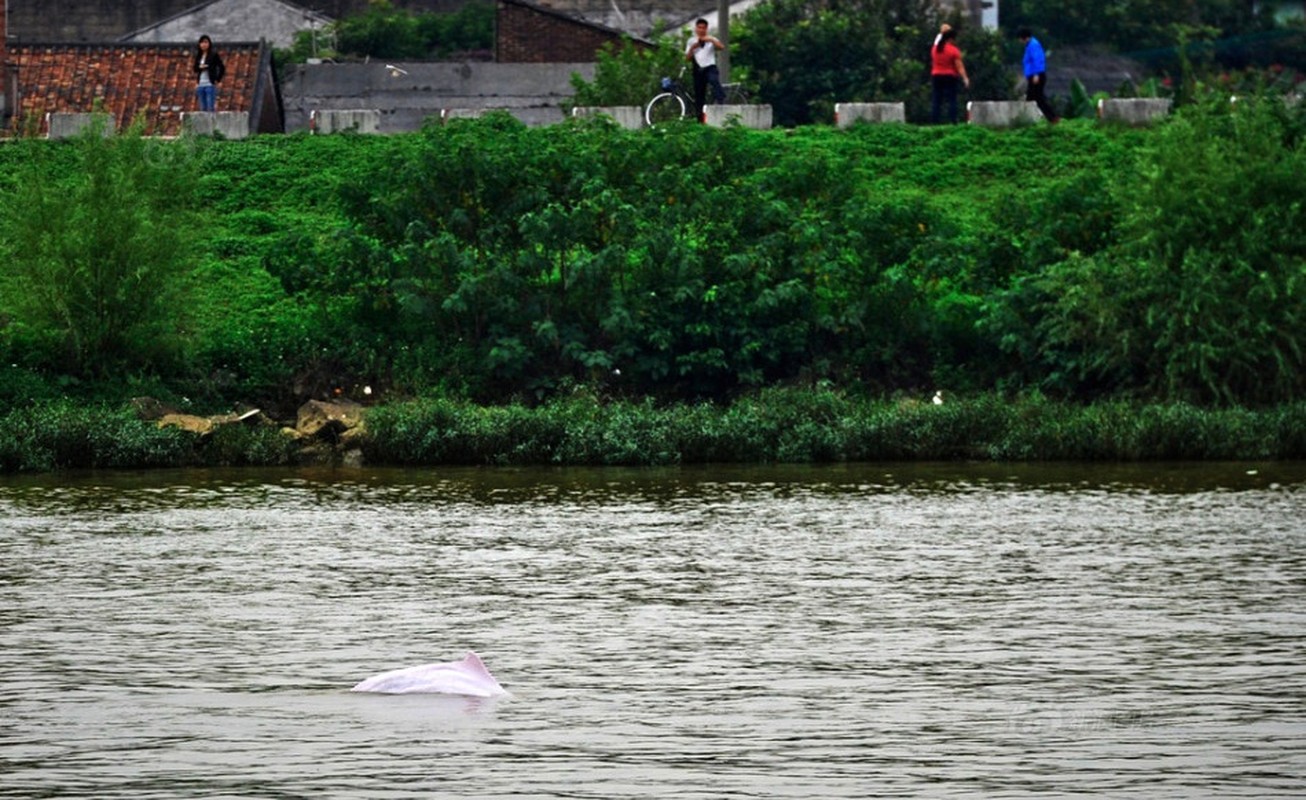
[1,0,8,122]
[497,0,643,63]
[531,0,713,33]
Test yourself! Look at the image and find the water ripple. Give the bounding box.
[1,463,1303,798]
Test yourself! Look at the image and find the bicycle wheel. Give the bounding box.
[645,92,687,127]
[723,84,750,104]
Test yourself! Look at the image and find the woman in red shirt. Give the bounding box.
[931,25,970,124]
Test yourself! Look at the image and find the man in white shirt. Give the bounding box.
[685,18,726,119]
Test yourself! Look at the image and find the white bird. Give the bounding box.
[385,64,409,77]
[932,390,944,405]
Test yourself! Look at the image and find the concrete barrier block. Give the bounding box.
[181,111,251,139]
[47,112,116,139]
[1097,98,1171,125]
[967,101,1041,127]
[441,108,488,122]
[703,104,772,129]
[571,105,644,129]
[441,107,568,126]
[834,102,906,127]
[310,109,382,134]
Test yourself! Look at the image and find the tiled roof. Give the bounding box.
[9,41,270,136]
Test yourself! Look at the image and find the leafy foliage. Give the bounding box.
[570,36,686,108]
[1001,95,1306,404]
[315,0,494,61]
[0,401,192,471]
[1,92,1299,417]
[360,389,1306,466]
[0,122,199,378]
[1016,0,1288,51]
[732,0,1011,126]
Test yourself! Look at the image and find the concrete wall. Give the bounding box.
[311,108,382,133]
[703,103,771,129]
[1097,98,1171,125]
[47,112,116,138]
[281,61,595,131]
[834,102,906,126]
[121,0,331,49]
[571,105,645,129]
[968,100,1040,126]
[182,111,252,138]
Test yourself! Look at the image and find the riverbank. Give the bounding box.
[3,100,1300,416]
[2,391,1302,472]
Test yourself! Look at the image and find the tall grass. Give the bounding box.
[360,390,1305,467]
[0,400,298,472]
[2,391,1299,472]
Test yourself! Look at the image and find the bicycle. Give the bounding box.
[644,68,751,127]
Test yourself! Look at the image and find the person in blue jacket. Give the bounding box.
[1019,27,1058,123]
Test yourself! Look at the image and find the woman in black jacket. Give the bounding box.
[193,35,225,112]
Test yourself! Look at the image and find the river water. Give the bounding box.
[1,462,1303,799]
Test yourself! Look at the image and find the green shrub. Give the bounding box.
[0,401,192,471]
[569,36,686,108]
[1019,95,1305,405]
[0,126,199,378]
[202,424,299,467]
[328,0,493,61]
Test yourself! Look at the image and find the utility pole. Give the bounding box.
[718,0,730,83]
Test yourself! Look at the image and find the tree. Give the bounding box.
[569,36,684,108]
[1000,0,1260,52]
[329,0,494,61]
[732,0,1009,126]
[0,122,199,377]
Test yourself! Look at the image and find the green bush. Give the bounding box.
[352,389,1301,466]
[1,102,1297,419]
[0,125,199,378]
[1016,95,1305,405]
[202,424,299,467]
[329,0,493,60]
[733,0,1010,126]
[0,401,192,471]
[569,36,686,109]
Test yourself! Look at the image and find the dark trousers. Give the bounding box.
[692,64,725,118]
[1025,73,1058,121]
[931,75,960,124]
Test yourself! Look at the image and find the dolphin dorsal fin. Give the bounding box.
[462,651,494,678]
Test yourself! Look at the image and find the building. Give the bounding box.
[7,40,283,135]
[522,0,718,36]
[5,0,469,42]
[496,0,652,63]
[1,3,11,125]
[120,0,333,50]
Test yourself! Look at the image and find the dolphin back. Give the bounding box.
[350,650,509,697]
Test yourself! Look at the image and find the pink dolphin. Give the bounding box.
[350,651,509,697]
